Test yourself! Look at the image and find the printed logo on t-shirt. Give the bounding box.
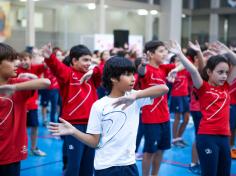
[68,75,92,116]
[205,90,228,120]
[21,145,27,154]
[204,148,212,155]
[97,107,127,148]
[0,97,13,126]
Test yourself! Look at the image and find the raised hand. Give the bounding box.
[209,41,230,55]
[188,40,201,52]
[41,43,53,59]
[80,69,93,84]
[48,118,76,136]
[166,40,182,56]
[167,69,177,83]
[112,94,136,110]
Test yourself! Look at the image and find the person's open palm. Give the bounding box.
[48,118,75,136]
[112,94,136,110]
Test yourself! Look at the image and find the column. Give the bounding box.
[159,0,182,43]
[98,0,106,34]
[209,0,220,42]
[26,0,35,47]
[145,0,154,42]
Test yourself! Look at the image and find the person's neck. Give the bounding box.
[0,76,8,85]
[108,88,125,98]
[149,60,160,68]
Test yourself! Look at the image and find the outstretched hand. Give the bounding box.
[165,40,182,56]
[80,69,93,84]
[48,118,76,136]
[167,69,177,83]
[188,40,201,52]
[41,43,53,59]
[112,94,136,110]
[209,41,230,55]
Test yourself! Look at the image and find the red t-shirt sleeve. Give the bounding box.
[44,54,71,84]
[8,78,34,99]
[91,66,102,88]
[160,64,176,76]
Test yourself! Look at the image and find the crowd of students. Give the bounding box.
[0,39,236,176]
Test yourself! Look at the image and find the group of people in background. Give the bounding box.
[0,38,236,176]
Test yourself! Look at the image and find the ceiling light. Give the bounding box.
[182,14,186,18]
[150,10,158,15]
[88,3,96,10]
[137,9,148,16]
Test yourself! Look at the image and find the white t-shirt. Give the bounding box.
[86,90,153,170]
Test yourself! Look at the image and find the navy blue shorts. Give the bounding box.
[0,162,20,176]
[39,89,50,107]
[64,124,95,176]
[170,96,189,113]
[196,134,231,176]
[191,111,202,135]
[230,104,236,132]
[143,121,171,153]
[27,109,39,127]
[95,164,139,176]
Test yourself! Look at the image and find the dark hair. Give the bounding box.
[0,43,17,63]
[62,56,71,66]
[144,40,164,54]
[134,57,142,71]
[18,51,31,59]
[201,55,229,81]
[186,48,197,62]
[102,56,135,92]
[69,45,91,65]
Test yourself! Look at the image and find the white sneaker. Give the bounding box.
[30,148,47,156]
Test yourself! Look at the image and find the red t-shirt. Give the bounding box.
[0,78,34,165]
[197,81,230,136]
[229,79,236,105]
[140,64,175,124]
[17,64,45,110]
[45,54,101,124]
[171,69,189,96]
[189,77,200,111]
[43,68,59,90]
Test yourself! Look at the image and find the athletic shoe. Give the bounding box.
[135,153,143,160]
[189,163,201,175]
[172,141,185,148]
[30,148,47,156]
[178,139,189,146]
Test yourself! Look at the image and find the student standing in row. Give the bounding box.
[48,56,169,176]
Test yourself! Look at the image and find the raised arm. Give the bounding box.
[41,43,70,84]
[48,118,100,148]
[166,41,203,89]
[188,40,205,73]
[210,41,236,84]
[112,84,169,110]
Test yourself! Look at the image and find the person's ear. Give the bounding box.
[111,78,118,83]
[72,58,77,65]
[206,68,212,76]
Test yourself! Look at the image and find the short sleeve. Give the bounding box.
[86,103,102,134]
[196,81,208,96]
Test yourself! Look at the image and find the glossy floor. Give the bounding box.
[21,117,236,176]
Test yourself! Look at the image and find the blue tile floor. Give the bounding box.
[21,116,236,176]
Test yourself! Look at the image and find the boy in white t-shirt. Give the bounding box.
[48,56,169,176]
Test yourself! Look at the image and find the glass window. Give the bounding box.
[194,0,210,9]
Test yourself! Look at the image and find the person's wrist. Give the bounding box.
[11,84,17,91]
[71,126,77,136]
